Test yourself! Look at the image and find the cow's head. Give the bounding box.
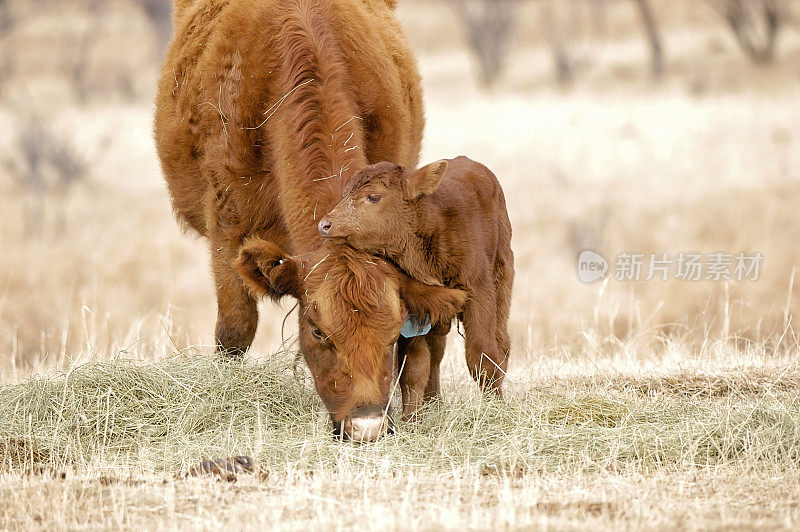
[317,160,448,252]
[234,239,465,441]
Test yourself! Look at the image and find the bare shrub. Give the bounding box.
[6,116,88,235]
[0,0,169,103]
[64,0,104,104]
[539,0,575,85]
[135,0,172,53]
[0,0,13,36]
[708,0,787,63]
[633,0,664,78]
[542,0,664,85]
[449,0,519,88]
[0,0,16,97]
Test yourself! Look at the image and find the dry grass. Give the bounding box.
[3,468,798,530]
[5,354,800,474]
[1,0,800,529]
[1,351,800,529]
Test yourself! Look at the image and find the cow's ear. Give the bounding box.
[398,273,467,325]
[403,160,448,199]
[234,238,304,301]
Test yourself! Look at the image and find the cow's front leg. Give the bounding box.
[210,234,259,359]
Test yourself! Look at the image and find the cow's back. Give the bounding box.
[154,0,423,249]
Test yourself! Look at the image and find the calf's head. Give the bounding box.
[234,239,464,441]
[317,160,448,250]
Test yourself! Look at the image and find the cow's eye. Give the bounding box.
[311,328,327,342]
[367,194,381,204]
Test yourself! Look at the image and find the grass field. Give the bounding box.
[3,353,800,529]
[2,0,800,529]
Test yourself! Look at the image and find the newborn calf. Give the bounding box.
[319,156,514,409]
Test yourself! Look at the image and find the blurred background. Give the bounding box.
[1,0,799,377]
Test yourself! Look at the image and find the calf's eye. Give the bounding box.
[367,194,381,204]
[311,328,326,342]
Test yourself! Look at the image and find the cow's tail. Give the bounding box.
[269,0,368,248]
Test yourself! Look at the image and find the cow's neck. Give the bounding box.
[384,197,445,286]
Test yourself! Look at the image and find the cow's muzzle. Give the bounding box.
[336,405,392,442]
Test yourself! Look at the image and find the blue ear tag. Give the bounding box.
[400,314,432,338]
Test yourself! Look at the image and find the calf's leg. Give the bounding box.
[423,332,447,401]
[493,253,514,384]
[397,335,431,420]
[462,281,507,395]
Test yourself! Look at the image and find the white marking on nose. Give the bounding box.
[348,416,387,442]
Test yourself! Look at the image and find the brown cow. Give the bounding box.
[234,238,465,436]
[317,157,514,413]
[154,0,456,440]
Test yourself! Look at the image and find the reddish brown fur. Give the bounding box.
[319,156,515,414]
[155,0,437,435]
[233,239,466,422]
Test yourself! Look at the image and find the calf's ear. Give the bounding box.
[234,238,304,301]
[398,273,467,325]
[403,160,448,199]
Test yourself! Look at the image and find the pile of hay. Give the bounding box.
[2,355,799,475]
[0,354,319,472]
